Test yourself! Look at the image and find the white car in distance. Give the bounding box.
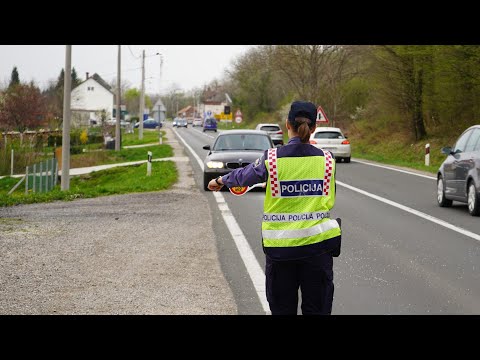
[192,118,203,127]
[309,126,351,163]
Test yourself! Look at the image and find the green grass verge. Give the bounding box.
[122,129,165,146]
[348,118,450,175]
[70,144,173,168]
[0,161,177,207]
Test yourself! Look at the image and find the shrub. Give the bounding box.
[70,145,84,155]
[80,130,88,145]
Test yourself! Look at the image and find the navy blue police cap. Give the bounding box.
[288,101,317,126]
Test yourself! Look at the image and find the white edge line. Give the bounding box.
[173,127,270,314]
[337,180,480,242]
[353,159,437,180]
[172,127,207,170]
[213,191,270,314]
[190,126,217,138]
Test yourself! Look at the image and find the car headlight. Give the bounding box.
[206,161,224,169]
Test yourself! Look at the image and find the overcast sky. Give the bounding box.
[0,45,253,94]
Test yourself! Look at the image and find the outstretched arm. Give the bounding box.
[207,155,268,191]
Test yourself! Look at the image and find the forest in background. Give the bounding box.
[221,45,480,172]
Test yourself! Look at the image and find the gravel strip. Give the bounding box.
[0,128,237,315]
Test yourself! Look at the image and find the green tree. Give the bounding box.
[125,88,140,116]
[55,68,65,91]
[71,67,82,88]
[43,67,82,123]
[227,46,291,122]
[9,66,20,88]
[124,87,153,117]
[369,45,429,140]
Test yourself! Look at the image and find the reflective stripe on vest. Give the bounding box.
[323,150,333,196]
[262,218,340,240]
[267,148,280,197]
[263,147,340,248]
[263,211,330,222]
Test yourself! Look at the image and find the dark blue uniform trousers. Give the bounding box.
[265,252,334,315]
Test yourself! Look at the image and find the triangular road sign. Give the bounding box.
[316,106,329,123]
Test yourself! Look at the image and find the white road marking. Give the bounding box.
[352,159,437,180]
[173,127,206,169]
[190,127,217,138]
[337,180,480,242]
[213,191,270,313]
[173,127,270,314]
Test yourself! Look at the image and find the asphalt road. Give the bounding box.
[174,124,480,315]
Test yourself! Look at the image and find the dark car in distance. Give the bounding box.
[437,124,480,216]
[134,118,161,129]
[202,130,274,190]
[203,117,217,132]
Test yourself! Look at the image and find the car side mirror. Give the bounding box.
[275,144,283,148]
[203,145,211,150]
[441,146,452,155]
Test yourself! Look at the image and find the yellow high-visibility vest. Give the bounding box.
[262,147,341,248]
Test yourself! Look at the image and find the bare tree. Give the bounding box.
[271,45,339,104]
[109,78,132,102]
[322,46,365,126]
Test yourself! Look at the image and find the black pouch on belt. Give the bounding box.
[331,218,342,257]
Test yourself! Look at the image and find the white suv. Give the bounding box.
[310,127,351,163]
[255,123,284,145]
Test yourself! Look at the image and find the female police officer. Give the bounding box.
[207,100,341,315]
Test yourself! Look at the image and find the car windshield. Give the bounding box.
[313,131,344,139]
[260,126,280,132]
[205,119,216,125]
[213,134,271,151]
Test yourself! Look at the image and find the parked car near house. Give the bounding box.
[106,118,130,128]
[134,118,161,129]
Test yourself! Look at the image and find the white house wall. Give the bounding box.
[201,102,227,117]
[71,78,114,119]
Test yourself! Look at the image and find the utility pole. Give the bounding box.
[61,45,72,191]
[115,45,121,151]
[192,91,195,119]
[157,53,163,124]
[139,49,145,140]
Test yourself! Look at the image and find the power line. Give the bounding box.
[96,67,142,79]
[127,45,141,59]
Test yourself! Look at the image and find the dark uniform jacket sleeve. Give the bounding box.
[222,153,268,188]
